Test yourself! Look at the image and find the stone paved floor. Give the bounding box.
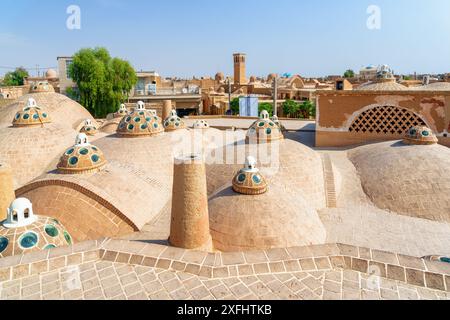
[1,260,449,300]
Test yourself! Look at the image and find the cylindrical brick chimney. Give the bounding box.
[0,164,15,221]
[162,100,173,121]
[169,154,212,251]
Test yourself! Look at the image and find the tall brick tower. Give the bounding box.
[233,53,247,85]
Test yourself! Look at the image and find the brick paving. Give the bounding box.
[1,260,449,300]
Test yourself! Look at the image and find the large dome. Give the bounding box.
[206,138,327,211]
[0,123,76,188]
[0,93,94,130]
[349,140,450,223]
[209,182,326,252]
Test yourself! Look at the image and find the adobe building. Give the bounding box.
[316,66,450,148]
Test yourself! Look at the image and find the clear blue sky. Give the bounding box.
[1,0,449,78]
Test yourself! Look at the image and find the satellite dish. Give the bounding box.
[182,88,188,94]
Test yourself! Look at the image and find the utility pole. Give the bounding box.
[272,76,278,117]
[228,78,232,114]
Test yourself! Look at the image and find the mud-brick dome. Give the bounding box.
[116,101,164,137]
[57,133,107,174]
[232,156,268,195]
[30,81,55,93]
[209,183,326,252]
[45,69,58,79]
[12,98,51,127]
[349,140,450,223]
[0,198,72,258]
[403,126,438,145]
[247,110,283,143]
[164,110,186,131]
[79,119,98,136]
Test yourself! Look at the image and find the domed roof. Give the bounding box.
[209,182,326,252]
[45,69,58,79]
[403,126,438,145]
[249,76,257,83]
[267,73,278,82]
[163,110,186,131]
[116,101,164,137]
[30,81,55,93]
[12,98,51,127]
[247,111,283,143]
[57,133,107,174]
[232,156,268,195]
[0,198,72,258]
[215,72,224,82]
[356,80,407,91]
[217,87,226,94]
[0,93,94,130]
[193,119,210,129]
[206,139,327,212]
[417,82,450,91]
[79,119,98,136]
[349,141,450,223]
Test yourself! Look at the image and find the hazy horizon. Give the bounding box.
[1,0,449,78]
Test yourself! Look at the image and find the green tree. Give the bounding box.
[403,76,412,80]
[2,67,29,86]
[230,97,240,115]
[299,100,316,119]
[69,47,137,118]
[258,102,273,117]
[343,69,355,78]
[282,99,300,118]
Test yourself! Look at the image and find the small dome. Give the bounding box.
[249,76,257,83]
[163,110,186,131]
[193,119,210,129]
[57,133,107,174]
[79,119,98,136]
[45,69,58,79]
[215,72,224,82]
[267,73,278,82]
[30,81,55,93]
[403,126,438,145]
[12,98,51,127]
[0,198,72,258]
[114,104,129,118]
[247,111,283,143]
[232,156,268,195]
[116,101,164,137]
[217,87,225,94]
[356,81,407,91]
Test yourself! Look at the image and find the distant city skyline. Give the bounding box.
[1,0,449,78]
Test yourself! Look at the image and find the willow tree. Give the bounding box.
[2,67,29,86]
[69,47,137,118]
